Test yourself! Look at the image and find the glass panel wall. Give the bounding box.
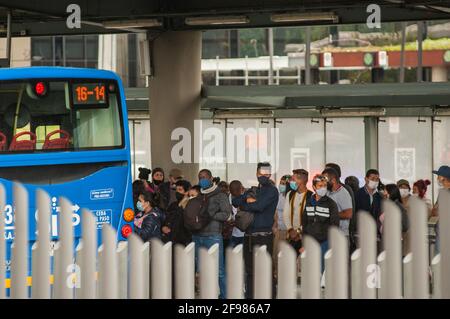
[326,118,366,184]
[378,117,433,201]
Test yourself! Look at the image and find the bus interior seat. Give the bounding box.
[9,131,37,151]
[0,132,6,151]
[43,129,70,150]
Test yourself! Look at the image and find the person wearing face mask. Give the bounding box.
[232,162,279,299]
[158,168,184,210]
[354,169,383,237]
[431,165,450,254]
[397,179,412,211]
[133,192,165,242]
[271,174,291,279]
[190,169,232,299]
[301,174,339,272]
[322,168,353,241]
[412,179,432,217]
[282,169,313,243]
[161,180,192,245]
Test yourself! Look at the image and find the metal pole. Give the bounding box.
[200,244,219,299]
[254,245,272,299]
[175,243,195,299]
[399,22,406,83]
[351,249,361,299]
[6,10,12,67]
[417,22,424,82]
[439,189,450,298]
[79,210,97,299]
[358,212,377,299]
[226,244,244,299]
[301,236,321,299]
[151,239,172,299]
[329,227,348,299]
[305,26,311,85]
[277,241,297,299]
[268,28,274,85]
[129,234,145,299]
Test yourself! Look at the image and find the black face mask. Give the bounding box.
[153,179,163,186]
[258,176,270,185]
[175,192,184,202]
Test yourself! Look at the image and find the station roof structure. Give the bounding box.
[1,1,450,36]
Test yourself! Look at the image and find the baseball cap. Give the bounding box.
[396,179,410,189]
[433,165,450,179]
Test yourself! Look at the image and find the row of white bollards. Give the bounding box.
[0,183,448,299]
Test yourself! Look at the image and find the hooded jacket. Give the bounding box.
[196,184,232,237]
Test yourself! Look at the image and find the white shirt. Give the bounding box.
[282,190,306,230]
[276,192,287,231]
[230,194,245,238]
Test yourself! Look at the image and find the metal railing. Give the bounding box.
[0,183,449,299]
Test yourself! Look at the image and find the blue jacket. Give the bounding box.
[232,183,278,233]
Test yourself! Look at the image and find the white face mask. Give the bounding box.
[400,188,410,198]
[368,180,379,190]
[316,187,327,197]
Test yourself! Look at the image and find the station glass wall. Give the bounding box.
[378,117,433,201]
[129,116,449,201]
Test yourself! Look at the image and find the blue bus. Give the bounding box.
[0,67,135,285]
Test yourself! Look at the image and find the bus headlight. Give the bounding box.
[123,208,135,222]
[121,224,133,238]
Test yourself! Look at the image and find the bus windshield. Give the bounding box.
[0,80,123,153]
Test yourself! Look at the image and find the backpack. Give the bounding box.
[183,194,210,232]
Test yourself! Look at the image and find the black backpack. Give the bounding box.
[183,194,210,232]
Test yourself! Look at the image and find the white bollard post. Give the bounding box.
[277,241,297,299]
[254,245,272,299]
[33,189,51,299]
[324,249,332,299]
[0,183,5,299]
[351,249,361,299]
[329,227,348,299]
[403,253,413,299]
[79,210,97,299]
[300,236,321,299]
[99,224,118,299]
[431,254,441,299]
[117,241,128,299]
[377,251,386,299]
[11,183,28,299]
[175,243,195,299]
[143,242,150,299]
[439,189,450,298]
[226,244,244,299]
[200,243,219,299]
[409,197,429,299]
[358,211,377,299]
[382,200,402,298]
[129,234,145,299]
[53,197,74,299]
[151,239,172,299]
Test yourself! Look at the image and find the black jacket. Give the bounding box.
[134,207,165,242]
[302,195,340,243]
[161,200,192,245]
[353,186,383,234]
[232,182,278,233]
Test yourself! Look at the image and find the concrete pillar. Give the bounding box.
[149,31,201,182]
[432,66,448,82]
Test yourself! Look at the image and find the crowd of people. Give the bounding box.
[131,163,450,299]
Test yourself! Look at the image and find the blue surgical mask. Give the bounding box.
[199,178,212,189]
[278,184,286,193]
[289,181,298,191]
[136,201,144,212]
[316,187,327,197]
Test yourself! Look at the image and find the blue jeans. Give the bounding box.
[192,234,226,299]
[230,236,244,248]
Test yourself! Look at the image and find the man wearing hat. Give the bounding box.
[431,165,450,254]
[397,179,412,211]
[432,165,450,216]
